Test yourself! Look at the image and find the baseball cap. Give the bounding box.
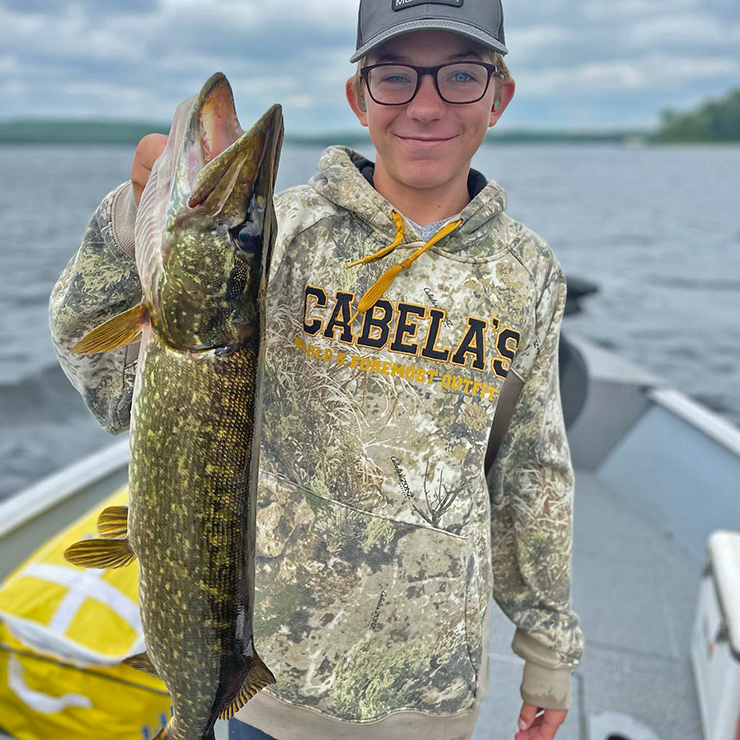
[350,0,508,64]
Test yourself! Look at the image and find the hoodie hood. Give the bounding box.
[307,145,508,256]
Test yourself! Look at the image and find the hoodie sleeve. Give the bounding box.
[49,180,142,434]
[487,260,584,710]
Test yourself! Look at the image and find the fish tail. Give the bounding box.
[152,716,216,740]
[153,717,174,740]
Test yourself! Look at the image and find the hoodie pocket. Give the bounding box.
[253,472,481,721]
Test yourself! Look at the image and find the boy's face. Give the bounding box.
[346,30,515,193]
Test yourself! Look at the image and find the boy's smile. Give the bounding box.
[347,29,514,223]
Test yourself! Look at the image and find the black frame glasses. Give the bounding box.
[360,61,502,106]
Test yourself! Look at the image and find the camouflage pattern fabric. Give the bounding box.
[50,181,142,434]
[49,145,583,725]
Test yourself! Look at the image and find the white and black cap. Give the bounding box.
[350,0,508,64]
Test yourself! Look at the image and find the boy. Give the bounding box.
[49,1,584,739]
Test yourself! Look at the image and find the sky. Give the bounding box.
[0,0,738,133]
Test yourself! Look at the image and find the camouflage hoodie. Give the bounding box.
[50,145,584,740]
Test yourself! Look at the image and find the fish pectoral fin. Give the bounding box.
[64,538,136,569]
[218,650,276,720]
[122,651,160,678]
[71,303,149,354]
[97,505,129,538]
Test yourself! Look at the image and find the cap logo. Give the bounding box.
[392,0,463,11]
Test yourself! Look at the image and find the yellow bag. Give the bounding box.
[0,486,171,740]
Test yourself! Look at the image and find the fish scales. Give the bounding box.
[63,72,283,740]
[131,335,259,735]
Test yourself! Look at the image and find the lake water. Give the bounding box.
[1,142,738,498]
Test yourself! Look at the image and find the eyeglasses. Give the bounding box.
[360,62,502,106]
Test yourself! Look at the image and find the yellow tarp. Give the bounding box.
[0,486,171,740]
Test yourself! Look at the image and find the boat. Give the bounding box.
[1,279,739,740]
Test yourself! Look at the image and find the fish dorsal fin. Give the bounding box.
[64,538,136,569]
[123,650,160,678]
[70,303,149,354]
[218,650,276,720]
[97,505,129,538]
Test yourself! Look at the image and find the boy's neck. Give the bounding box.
[373,156,471,227]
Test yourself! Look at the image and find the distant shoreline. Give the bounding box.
[3,87,738,146]
[0,119,715,146]
[0,120,737,146]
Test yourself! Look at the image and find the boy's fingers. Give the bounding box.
[521,711,568,740]
[516,703,569,740]
[518,701,540,730]
[131,133,168,204]
[514,716,553,740]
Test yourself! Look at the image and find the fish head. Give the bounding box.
[136,72,284,352]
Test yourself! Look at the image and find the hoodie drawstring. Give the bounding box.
[347,211,462,323]
[347,212,406,268]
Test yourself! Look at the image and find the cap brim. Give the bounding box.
[350,19,508,63]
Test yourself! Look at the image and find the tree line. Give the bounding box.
[657,87,740,143]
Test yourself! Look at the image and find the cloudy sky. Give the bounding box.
[0,0,738,133]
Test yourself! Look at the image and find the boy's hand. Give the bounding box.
[515,702,568,740]
[131,134,168,205]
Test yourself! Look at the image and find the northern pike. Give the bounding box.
[64,72,284,740]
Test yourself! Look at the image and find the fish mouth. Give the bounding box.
[189,71,244,169]
[182,72,284,225]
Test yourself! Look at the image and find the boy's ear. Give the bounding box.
[489,77,516,127]
[346,77,368,127]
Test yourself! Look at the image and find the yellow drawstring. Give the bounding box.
[347,212,405,267]
[347,211,463,323]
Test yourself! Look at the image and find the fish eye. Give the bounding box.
[233,223,262,254]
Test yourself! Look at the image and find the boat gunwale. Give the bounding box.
[0,439,129,540]
[648,386,740,457]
